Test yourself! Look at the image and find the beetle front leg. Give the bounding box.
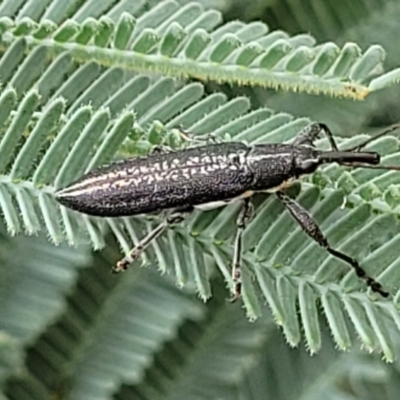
[293,122,339,151]
[276,191,389,297]
[230,198,254,302]
[112,210,190,273]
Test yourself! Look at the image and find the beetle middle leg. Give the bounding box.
[173,125,222,145]
[230,198,254,302]
[150,144,173,154]
[112,208,191,273]
[276,191,388,297]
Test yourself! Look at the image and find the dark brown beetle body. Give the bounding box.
[55,142,378,217]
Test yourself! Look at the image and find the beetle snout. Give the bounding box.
[319,150,381,166]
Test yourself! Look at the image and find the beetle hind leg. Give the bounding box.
[276,191,389,297]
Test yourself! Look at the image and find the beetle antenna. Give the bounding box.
[336,123,400,171]
[338,162,400,171]
[344,123,400,152]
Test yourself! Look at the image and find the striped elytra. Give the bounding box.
[55,142,310,217]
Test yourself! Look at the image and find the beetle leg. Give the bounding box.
[294,122,339,151]
[112,210,189,273]
[276,191,388,297]
[151,144,173,154]
[174,125,221,145]
[339,162,400,171]
[230,198,254,302]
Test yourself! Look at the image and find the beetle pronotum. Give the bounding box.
[55,122,400,300]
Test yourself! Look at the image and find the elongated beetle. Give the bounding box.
[55,123,400,300]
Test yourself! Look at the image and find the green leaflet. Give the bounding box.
[0,5,398,98]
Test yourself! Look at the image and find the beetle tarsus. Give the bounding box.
[276,191,389,297]
[228,288,241,303]
[112,259,130,273]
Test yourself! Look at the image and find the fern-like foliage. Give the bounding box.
[1,1,400,399]
[1,71,400,359]
[0,1,399,98]
[240,0,400,141]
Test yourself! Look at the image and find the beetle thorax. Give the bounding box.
[247,144,319,191]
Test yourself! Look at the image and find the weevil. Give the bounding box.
[55,122,400,301]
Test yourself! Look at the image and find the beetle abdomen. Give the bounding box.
[55,143,255,217]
